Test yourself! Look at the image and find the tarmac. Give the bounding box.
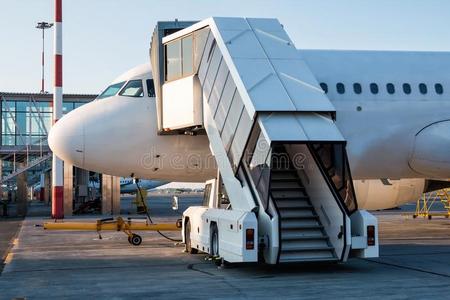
[1,197,450,299]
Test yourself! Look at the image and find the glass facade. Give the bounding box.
[1,98,89,146]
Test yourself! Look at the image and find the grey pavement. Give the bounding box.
[0,196,450,299]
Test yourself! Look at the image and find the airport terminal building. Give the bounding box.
[0,92,120,217]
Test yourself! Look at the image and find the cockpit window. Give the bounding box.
[147,79,155,97]
[97,81,125,100]
[119,80,144,97]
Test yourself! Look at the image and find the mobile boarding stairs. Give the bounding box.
[150,17,378,264]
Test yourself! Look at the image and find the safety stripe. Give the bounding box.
[51,185,64,219]
[55,54,62,87]
[55,0,62,22]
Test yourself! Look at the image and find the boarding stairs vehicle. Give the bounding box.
[150,17,378,264]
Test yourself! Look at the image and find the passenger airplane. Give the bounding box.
[48,51,450,210]
[35,177,167,195]
[119,178,168,194]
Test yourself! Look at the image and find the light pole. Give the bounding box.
[36,22,53,94]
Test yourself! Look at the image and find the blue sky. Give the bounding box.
[1,0,449,94]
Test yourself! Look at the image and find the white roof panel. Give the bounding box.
[210,17,336,113]
[272,59,336,111]
[246,18,289,37]
[232,58,295,111]
[220,30,266,59]
[295,113,345,142]
[253,30,299,59]
[213,17,251,31]
[259,113,308,142]
[259,112,344,142]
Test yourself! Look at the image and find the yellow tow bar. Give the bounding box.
[43,216,182,246]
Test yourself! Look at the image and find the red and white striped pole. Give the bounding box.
[52,0,64,219]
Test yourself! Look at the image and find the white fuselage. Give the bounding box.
[302,50,450,180]
[48,50,450,209]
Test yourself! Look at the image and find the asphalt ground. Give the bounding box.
[0,196,449,299]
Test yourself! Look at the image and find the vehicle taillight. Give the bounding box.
[246,228,254,250]
[367,225,376,246]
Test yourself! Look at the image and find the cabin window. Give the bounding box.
[353,83,362,94]
[119,80,144,97]
[320,83,328,93]
[386,83,395,94]
[182,35,194,76]
[336,83,345,94]
[165,39,182,81]
[370,83,378,94]
[419,83,427,94]
[146,79,155,97]
[435,83,444,95]
[165,34,196,81]
[402,83,411,94]
[97,81,126,100]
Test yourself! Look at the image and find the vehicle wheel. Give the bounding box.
[185,220,198,254]
[130,234,142,246]
[127,235,132,244]
[210,224,219,257]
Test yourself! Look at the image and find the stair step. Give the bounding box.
[271,186,305,191]
[279,256,338,263]
[271,177,299,182]
[281,245,334,253]
[271,168,297,173]
[271,190,307,199]
[280,214,319,220]
[272,195,310,201]
[281,235,328,241]
[281,238,331,251]
[278,208,317,218]
[281,229,325,239]
[271,181,304,189]
[281,223,323,229]
[275,200,311,209]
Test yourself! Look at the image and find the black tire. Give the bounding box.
[127,236,132,244]
[185,220,198,254]
[210,224,219,257]
[130,234,142,246]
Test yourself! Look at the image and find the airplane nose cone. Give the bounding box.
[48,112,85,167]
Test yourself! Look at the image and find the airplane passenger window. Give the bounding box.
[419,83,427,95]
[353,83,362,94]
[370,83,378,94]
[402,83,411,94]
[336,83,345,94]
[119,80,143,97]
[435,83,444,95]
[386,83,395,94]
[320,83,328,93]
[97,81,126,99]
[146,79,155,97]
